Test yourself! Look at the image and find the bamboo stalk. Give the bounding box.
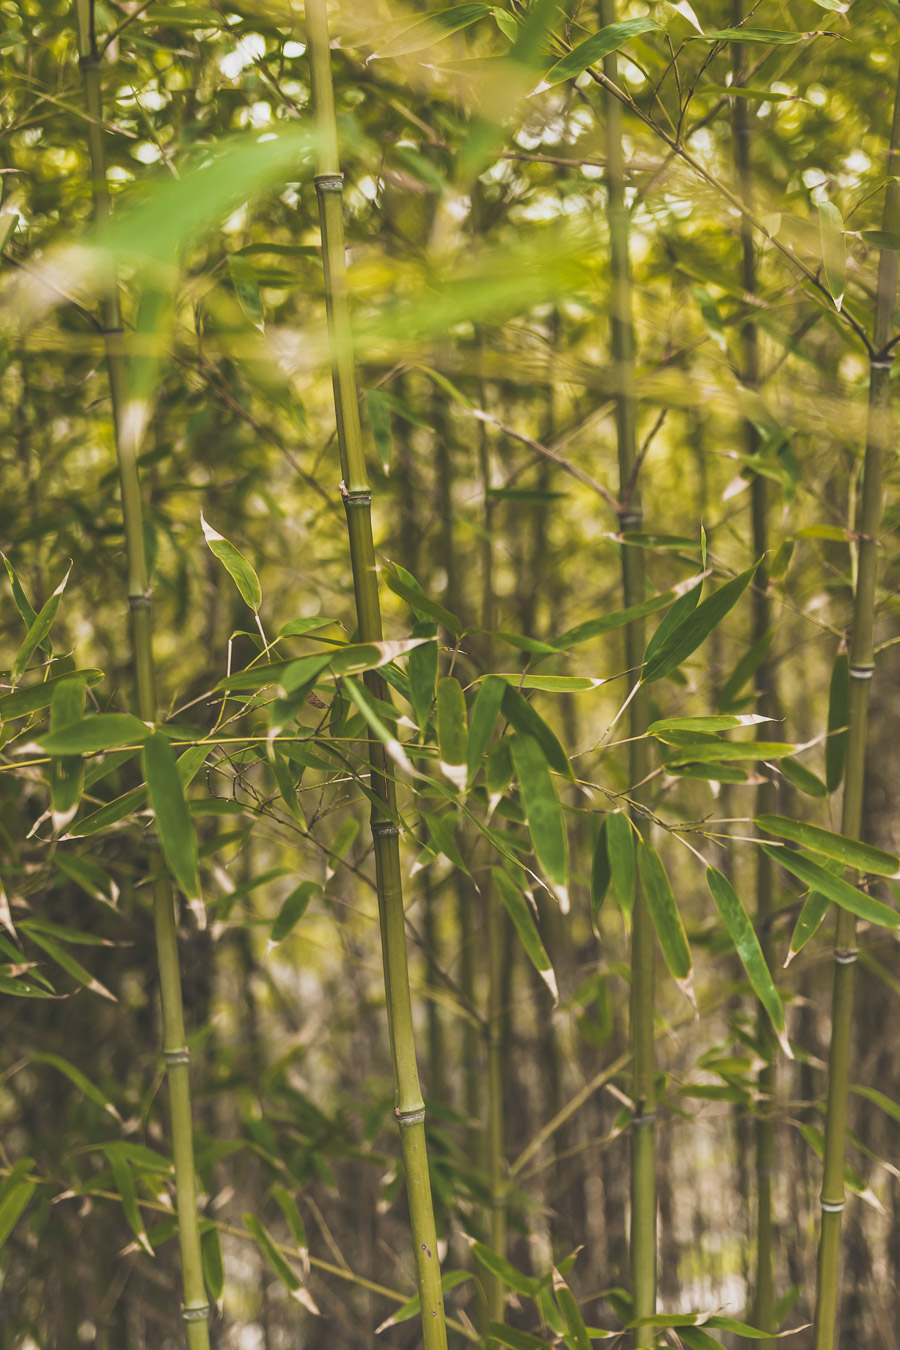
[730,14,777,1343]
[813,60,900,1349]
[73,3,211,1343]
[305,5,448,1346]
[601,1,656,1340]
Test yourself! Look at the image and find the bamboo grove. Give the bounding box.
[2,1,900,1348]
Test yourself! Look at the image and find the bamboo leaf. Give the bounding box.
[698,27,812,42]
[717,628,773,710]
[269,881,320,950]
[606,811,635,920]
[437,677,468,791]
[104,1145,153,1255]
[756,814,899,876]
[778,757,828,799]
[420,809,469,873]
[509,734,569,911]
[762,845,899,928]
[365,389,392,473]
[30,1051,122,1119]
[706,867,789,1055]
[11,562,72,684]
[642,565,757,683]
[551,576,702,649]
[201,513,261,613]
[663,741,795,765]
[25,932,117,1002]
[552,1268,591,1350]
[501,685,572,779]
[650,714,769,735]
[544,17,661,84]
[244,1212,319,1310]
[384,563,462,635]
[201,1224,225,1301]
[637,841,694,1004]
[0,669,103,722]
[2,553,41,641]
[143,731,201,904]
[39,713,150,755]
[591,817,611,931]
[270,1186,309,1273]
[375,1271,471,1334]
[786,891,830,962]
[861,229,900,250]
[642,578,703,666]
[0,1158,36,1250]
[228,254,263,327]
[818,199,846,311]
[467,674,506,786]
[469,1239,539,1296]
[371,4,491,58]
[408,622,438,734]
[49,675,87,822]
[492,867,558,1004]
[825,651,849,792]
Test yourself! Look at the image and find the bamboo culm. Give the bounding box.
[601,1,656,1341]
[305,4,448,1346]
[73,2,211,1344]
[813,58,900,1350]
[731,12,777,1343]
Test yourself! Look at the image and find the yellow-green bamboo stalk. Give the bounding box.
[813,59,900,1350]
[305,5,448,1345]
[731,14,777,1343]
[73,3,211,1343]
[601,1,655,1340]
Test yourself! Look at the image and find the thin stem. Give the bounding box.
[73,2,211,1344]
[730,13,777,1343]
[812,55,900,1350]
[305,6,448,1347]
[600,1,656,1341]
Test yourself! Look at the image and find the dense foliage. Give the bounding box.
[1,1,900,1348]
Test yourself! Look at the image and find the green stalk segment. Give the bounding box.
[731,11,776,1342]
[73,3,211,1344]
[813,58,900,1350]
[601,2,656,1340]
[305,4,448,1346]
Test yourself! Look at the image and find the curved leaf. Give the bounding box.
[637,841,693,1003]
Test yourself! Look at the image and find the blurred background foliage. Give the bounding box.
[1,0,900,1347]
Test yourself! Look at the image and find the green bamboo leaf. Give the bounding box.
[494,674,604,692]
[642,565,757,683]
[669,762,750,783]
[49,675,87,821]
[365,388,392,473]
[544,17,661,84]
[244,1213,319,1312]
[849,1084,900,1124]
[2,552,40,637]
[25,932,117,1002]
[143,731,201,903]
[408,622,438,734]
[30,1051,122,1119]
[484,1326,552,1350]
[663,741,795,765]
[861,229,900,250]
[267,745,307,827]
[552,1268,591,1350]
[201,513,261,613]
[706,867,789,1055]
[0,669,103,722]
[201,1224,225,1301]
[326,818,360,878]
[819,199,846,311]
[756,814,899,876]
[591,817,611,932]
[678,1330,725,1350]
[551,576,702,649]
[53,853,119,907]
[717,628,773,710]
[778,757,828,799]
[637,841,694,1004]
[342,679,414,777]
[698,27,811,41]
[467,674,506,786]
[762,844,899,928]
[0,1158,36,1250]
[384,563,462,635]
[371,4,491,58]
[375,1271,471,1334]
[509,734,569,911]
[228,254,263,326]
[484,738,513,809]
[437,677,468,791]
[420,809,469,872]
[501,685,572,779]
[104,1146,153,1255]
[39,712,150,755]
[606,811,635,920]
[0,974,56,999]
[271,1186,309,1271]
[469,1239,539,1296]
[269,881,320,950]
[786,890,830,962]
[826,652,849,792]
[643,579,703,666]
[492,867,557,1003]
[67,787,147,838]
[11,562,72,684]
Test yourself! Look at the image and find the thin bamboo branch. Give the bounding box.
[73,2,211,1343]
[600,1,656,1341]
[730,14,777,1343]
[305,5,448,1346]
[812,57,900,1350]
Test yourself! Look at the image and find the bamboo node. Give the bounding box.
[315,172,344,194]
[632,1111,657,1126]
[163,1046,190,1066]
[78,53,101,71]
[820,1198,845,1213]
[870,355,894,369]
[394,1105,426,1125]
[371,820,400,839]
[617,511,642,529]
[834,948,859,965]
[341,483,372,509]
[182,1305,210,1322]
[849,664,875,680]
